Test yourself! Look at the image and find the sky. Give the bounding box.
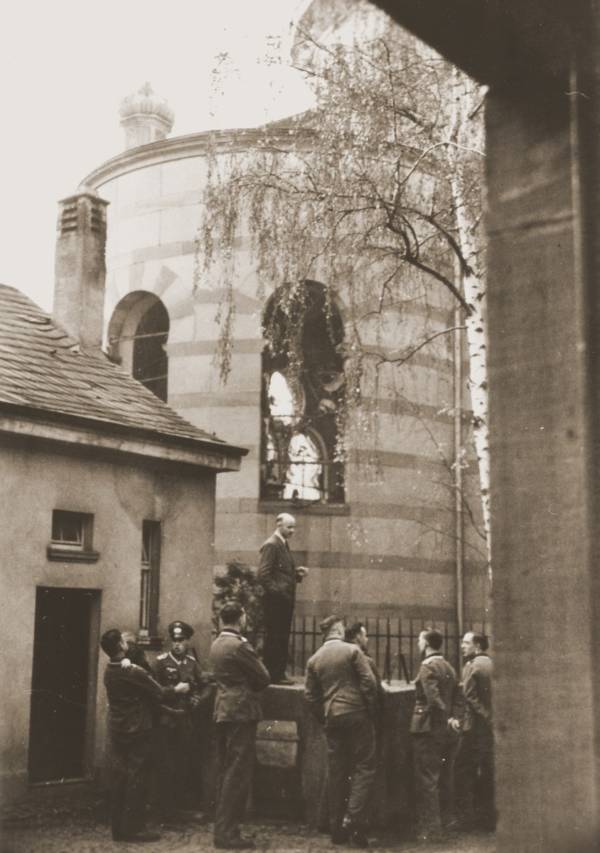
[0,0,314,309]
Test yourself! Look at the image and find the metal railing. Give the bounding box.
[286,615,490,682]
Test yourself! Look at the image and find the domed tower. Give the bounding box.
[119,82,175,149]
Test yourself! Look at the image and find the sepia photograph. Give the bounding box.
[0,1,592,851]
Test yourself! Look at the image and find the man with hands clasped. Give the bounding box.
[258,512,308,684]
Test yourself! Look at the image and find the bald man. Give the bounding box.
[258,513,308,684]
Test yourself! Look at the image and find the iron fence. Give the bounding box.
[286,615,490,682]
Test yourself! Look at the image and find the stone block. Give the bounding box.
[256,720,299,768]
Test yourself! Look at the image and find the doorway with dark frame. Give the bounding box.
[28,586,101,784]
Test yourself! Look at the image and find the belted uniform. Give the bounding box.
[305,638,378,838]
[209,628,270,846]
[153,650,211,814]
[410,652,462,839]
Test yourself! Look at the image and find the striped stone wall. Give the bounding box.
[89,132,488,625]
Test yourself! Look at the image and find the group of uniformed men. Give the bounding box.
[409,627,494,843]
[99,511,494,848]
[100,612,494,849]
[304,617,494,847]
[101,605,269,848]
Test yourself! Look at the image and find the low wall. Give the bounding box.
[9,680,416,831]
[251,681,415,829]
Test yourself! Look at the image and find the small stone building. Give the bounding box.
[0,193,245,799]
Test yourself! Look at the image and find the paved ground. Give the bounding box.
[1,823,495,853]
[0,789,496,853]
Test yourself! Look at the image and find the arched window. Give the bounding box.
[261,281,345,504]
[107,292,170,402]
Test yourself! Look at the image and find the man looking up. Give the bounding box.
[100,628,190,843]
[454,631,495,831]
[209,603,270,849]
[305,615,377,848]
[258,512,308,684]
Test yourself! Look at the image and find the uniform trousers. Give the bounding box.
[412,729,458,837]
[214,720,257,843]
[110,730,152,839]
[157,714,201,814]
[262,593,294,681]
[324,711,376,834]
[454,720,495,828]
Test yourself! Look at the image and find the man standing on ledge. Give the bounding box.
[258,512,308,684]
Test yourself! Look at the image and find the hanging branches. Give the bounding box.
[198,9,484,422]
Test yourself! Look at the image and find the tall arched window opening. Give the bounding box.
[107,292,170,403]
[132,300,169,401]
[261,281,345,504]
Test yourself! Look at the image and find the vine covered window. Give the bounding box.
[261,281,345,504]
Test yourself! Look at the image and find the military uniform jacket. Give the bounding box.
[104,661,174,737]
[461,653,493,731]
[258,533,299,600]
[305,638,378,723]
[410,653,462,735]
[153,651,210,722]
[209,629,270,723]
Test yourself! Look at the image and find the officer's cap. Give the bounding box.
[168,620,194,641]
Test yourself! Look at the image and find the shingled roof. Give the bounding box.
[0,283,243,458]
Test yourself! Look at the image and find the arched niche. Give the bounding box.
[107,291,170,402]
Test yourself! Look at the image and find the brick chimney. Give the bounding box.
[53,190,109,351]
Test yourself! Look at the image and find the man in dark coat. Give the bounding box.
[258,512,308,684]
[121,631,159,809]
[209,602,270,849]
[101,628,190,843]
[410,628,463,843]
[305,615,377,848]
[454,631,495,831]
[153,620,212,821]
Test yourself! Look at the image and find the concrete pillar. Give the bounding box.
[53,191,109,351]
[486,78,600,851]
